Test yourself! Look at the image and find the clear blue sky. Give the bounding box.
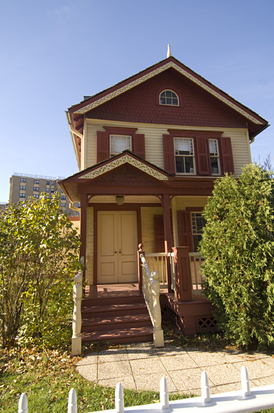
[1,0,273,202]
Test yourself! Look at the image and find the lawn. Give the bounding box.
[1,326,274,413]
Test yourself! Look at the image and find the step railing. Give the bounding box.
[18,366,274,412]
[71,257,84,356]
[139,250,164,348]
[144,252,175,290]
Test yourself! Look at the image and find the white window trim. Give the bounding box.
[174,137,196,175]
[110,134,132,157]
[159,89,179,106]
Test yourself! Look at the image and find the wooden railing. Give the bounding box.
[144,252,175,290]
[189,252,205,292]
[138,248,164,348]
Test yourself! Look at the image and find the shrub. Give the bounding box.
[199,164,274,349]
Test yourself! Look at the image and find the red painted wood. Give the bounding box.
[220,136,234,174]
[163,134,175,174]
[177,210,193,251]
[97,131,108,162]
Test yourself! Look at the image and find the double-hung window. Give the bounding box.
[191,212,206,252]
[174,138,195,174]
[209,139,220,174]
[110,135,131,157]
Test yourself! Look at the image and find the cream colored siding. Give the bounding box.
[222,130,251,177]
[141,206,163,253]
[85,119,251,177]
[86,207,94,284]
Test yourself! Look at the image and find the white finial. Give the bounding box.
[167,44,171,58]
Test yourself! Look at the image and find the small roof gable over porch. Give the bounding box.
[58,150,171,204]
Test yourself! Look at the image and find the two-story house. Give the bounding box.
[59,54,268,344]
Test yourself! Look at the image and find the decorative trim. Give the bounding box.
[79,154,169,181]
[74,62,262,125]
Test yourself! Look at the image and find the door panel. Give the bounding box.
[98,211,137,283]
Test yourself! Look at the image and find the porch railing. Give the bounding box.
[138,249,164,347]
[189,252,205,292]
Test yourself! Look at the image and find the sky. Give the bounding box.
[1,0,274,202]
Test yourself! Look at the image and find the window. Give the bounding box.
[191,212,206,252]
[19,193,26,198]
[46,181,50,185]
[46,188,50,193]
[33,179,39,184]
[159,90,179,106]
[51,181,55,186]
[174,138,195,174]
[60,195,66,200]
[33,194,39,198]
[163,132,234,176]
[209,139,220,174]
[110,135,131,157]
[33,187,39,192]
[20,178,26,183]
[51,189,54,193]
[20,186,26,190]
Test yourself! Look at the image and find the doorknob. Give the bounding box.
[114,251,117,253]
[119,250,122,253]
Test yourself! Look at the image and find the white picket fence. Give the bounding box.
[18,366,274,413]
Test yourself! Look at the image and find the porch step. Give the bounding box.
[81,294,153,345]
[82,326,153,344]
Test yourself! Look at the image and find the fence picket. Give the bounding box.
[115,382,124,413]
[18,393,28,413]
[67,388,77,413]
[160,377,169,410]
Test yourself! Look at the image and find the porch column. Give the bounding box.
[162,193,172,293]
[172,246,192,302]
[80,193,87,281]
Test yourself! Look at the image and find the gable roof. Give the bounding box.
[58,150,171,203]
[68,56,268,131]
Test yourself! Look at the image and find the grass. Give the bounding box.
[1,323,274,413]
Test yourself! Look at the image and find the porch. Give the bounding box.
[74,247,216,352]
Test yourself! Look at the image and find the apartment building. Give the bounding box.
[9,173,80,216]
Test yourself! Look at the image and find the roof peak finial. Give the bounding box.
[167,44,171,58]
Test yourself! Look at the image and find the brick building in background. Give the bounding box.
[9,173,80,217]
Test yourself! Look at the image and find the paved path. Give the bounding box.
[76,342,274,395]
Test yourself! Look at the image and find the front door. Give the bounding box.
[97,211,138,283]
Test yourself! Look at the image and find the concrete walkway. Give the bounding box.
[76,342,274,395]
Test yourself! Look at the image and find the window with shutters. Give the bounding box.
[178,209,205,252]
[174,138,195,174]
[97,127,145,163]
[110,135,131,157]
[163,131,234,176]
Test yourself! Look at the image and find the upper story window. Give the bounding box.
[20,185,26,191]
[33,179,39,184]
[20,178,26,183]
[159,90,179,106]
[110,135,131,157]
[209,139,220,174]
[174,138,195,174]
[33,187,39,192]
[163,131,234,176]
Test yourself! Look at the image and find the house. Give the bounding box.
[59,51,268,344]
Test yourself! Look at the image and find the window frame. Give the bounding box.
[174,137,196,175]
[109,134,132,157]
[191,212,206,252]
[159,89,179,106]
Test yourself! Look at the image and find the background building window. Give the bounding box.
[33,194,39,198]
[33,179,39,184]
[174,138,195,173]
[19,193,26,198]
[20,186,26,190]
[33,187,39,192]
[20,178,26,183]
[159,90,179,106]
[110,135,131,156]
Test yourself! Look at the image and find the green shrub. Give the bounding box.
[0,194,81,348]
[199,164,274,349]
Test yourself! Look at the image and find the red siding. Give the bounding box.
[87,69,247,129]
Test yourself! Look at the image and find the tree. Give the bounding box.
[199,164,274,348]
[0,194,81,348]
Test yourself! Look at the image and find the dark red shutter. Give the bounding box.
[154,215,165,253]
[163,134,175,174]
[97,131,109,162]
[178,211,193,251]
[133,134,145,159]
[196,137,211,175]
[220,137,234,175]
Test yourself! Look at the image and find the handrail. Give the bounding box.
[139,251,164,347]
[189,252,205,292]
[71,257,84,356]
[144,252,175,290]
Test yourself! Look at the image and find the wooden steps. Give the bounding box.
[81,293,153,344]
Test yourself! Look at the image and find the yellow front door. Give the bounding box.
[97,211,138,283]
